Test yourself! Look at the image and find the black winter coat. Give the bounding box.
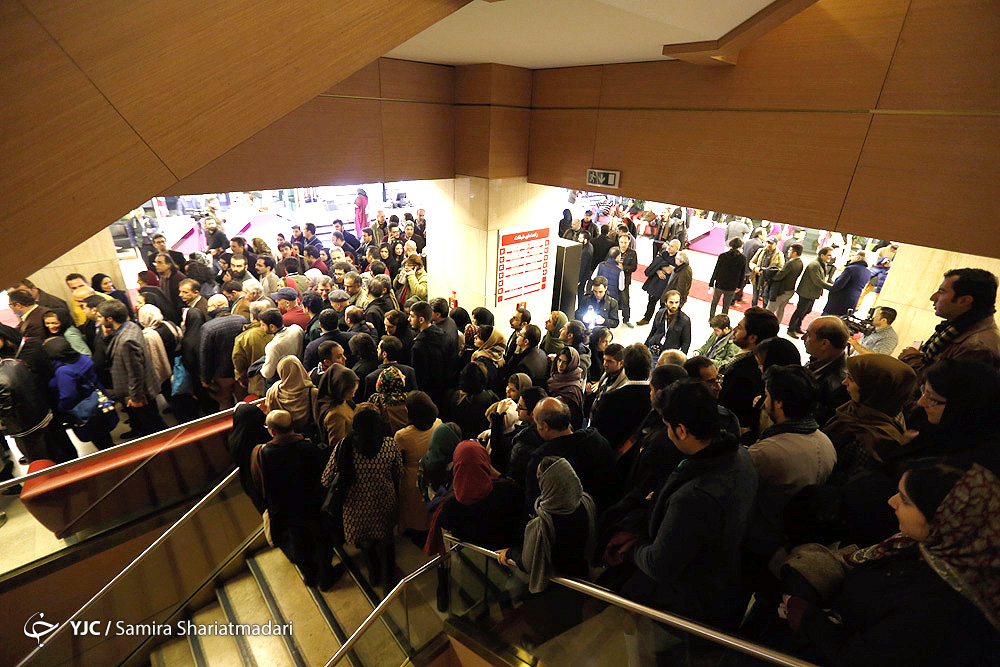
[644,309,692,354]
[710,249,747,291]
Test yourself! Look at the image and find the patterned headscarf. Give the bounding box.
[851,464,1000,629]
[371,365,406,407]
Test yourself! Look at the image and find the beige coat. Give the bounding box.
[394,419,441,531]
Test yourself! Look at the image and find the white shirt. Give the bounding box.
[261,325,304,379]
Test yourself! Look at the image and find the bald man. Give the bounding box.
[802,316,850,424]
[71,285,111,327]
[200,293,249,409]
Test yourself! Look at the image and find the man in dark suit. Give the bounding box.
[504,307,530,364]
[506,324,548,387]
[592,343,653,450]
[13,279,68,312]
[430,297,461,381]
[146,233,185,271]
[362,335,418,401]
[7,289,51,338]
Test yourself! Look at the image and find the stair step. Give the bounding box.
[250,548,340,666]
[220,573,296,667]
[150,635,198,667]
[188,602,244,667]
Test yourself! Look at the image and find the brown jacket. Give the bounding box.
[902,315,1000,378]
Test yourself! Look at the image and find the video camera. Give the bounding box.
[841,306,876,336]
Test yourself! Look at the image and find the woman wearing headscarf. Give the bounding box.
[585,326,612,386]
[779,460,1000,666]
[391,241,406,276]
[369,365,408,433]
[449,307,471,334]
[558,208,573,236]
[485,373,533,474]
[228,402,269,512]
[379,243,398,277]
[471,325,507,389]
[265,357,317,435]
[419,421,463,496]
[547,347,584,430]
[824,354,918,485]
[446,362,498,439]
[383,310,414,364]
[322,404,403,590]
[91,273,134,318]
[498,456,596,592]
[137,304,179,392]
[395,391,442,536]
[42,308,91,356]
[43,337,116,450]
[425,440,524,556]
[541,311,568,355]
[316,364,358,447]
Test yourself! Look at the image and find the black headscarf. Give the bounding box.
[43,336,80,364]
[229,403,269,512]
[91,273,112,293]
[45,308,75,336]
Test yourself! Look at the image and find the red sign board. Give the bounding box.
[496,226,551,306]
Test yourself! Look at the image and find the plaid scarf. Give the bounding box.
[920,309,992,364]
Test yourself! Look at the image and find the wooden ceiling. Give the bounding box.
[0,0,469,286]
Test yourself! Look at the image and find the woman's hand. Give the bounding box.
[777,594,791,619]
[496,548,515,567]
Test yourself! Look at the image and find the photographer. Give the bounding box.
[575,276,620,329]
[848,306,899,356]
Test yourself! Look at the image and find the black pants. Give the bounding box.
[710,288,737,318]
[619,285,631,322]
[125,403,167,437]
[15,423,78,464]
[787,297,815,333]
[280,520,335,586]
[643,292,660,321]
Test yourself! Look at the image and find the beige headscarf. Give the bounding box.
[137,304,172,385]
[265,356,315,430]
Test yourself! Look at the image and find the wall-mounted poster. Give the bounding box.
[496,226,551,306]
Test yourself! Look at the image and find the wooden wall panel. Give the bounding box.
[380,58,455,103]
[489,64,533,107]
[164,98,384,194]
[532,66,603,108]
[591,110,871,228]
[839,115,1000,258]
[381,102,455,182]
[600,0,907,111]
[23,0,469,178]
[454,106,491,178]
[488,107,530,179]
[877,0,1000,111]
[455,64,493,105]
[0,1,175,288]
[323,59,381,97]
[528,109,599,189]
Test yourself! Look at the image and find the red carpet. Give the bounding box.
[685,278,821,328]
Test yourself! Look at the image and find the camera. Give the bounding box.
[841,307,876,336]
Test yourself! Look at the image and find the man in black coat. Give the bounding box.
[737,229,766,304]
[803,316,850,425]
[575,277,620,329]
[638,239,680,325]
[718,307,779,428]
[504,307,530,365]
[709,237,747,318]
[527,398,619,512]
[361,335,418,401]
[409,302,449,406]
[592,343,653,451]
[429,297,461,384]
[199,295,249,410]
[591,225,617,271]
[363,277,394,339]
[505,324,548,387]
[644,290,691,355]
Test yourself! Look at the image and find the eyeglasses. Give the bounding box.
[920,386,947,407]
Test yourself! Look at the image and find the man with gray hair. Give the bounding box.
[233,300,274,397]
[523,397,618,512]
[233,277,262,319]
[664,250,693,308]
[200,294,248,408]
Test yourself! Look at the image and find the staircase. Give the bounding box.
[149,539,436,667]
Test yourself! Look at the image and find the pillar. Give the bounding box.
[22,228,128,306]
[875,244,1000,355]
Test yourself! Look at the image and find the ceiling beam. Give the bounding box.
[663,0,818,66]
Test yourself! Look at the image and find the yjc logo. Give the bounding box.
[24,613,59,647]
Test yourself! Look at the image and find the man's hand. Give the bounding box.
[899,346,920,359]
[665,266,674,274]
[656,270,666,279]
[202,380,211,388]
[126,397,146,408]
[496,548,515,567]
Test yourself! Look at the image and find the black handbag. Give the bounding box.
[321,438,352,517]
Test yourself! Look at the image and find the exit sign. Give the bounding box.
[586,168,620,189]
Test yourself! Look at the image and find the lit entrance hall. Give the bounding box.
[2,0,998,665]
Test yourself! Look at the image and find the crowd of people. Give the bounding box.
[3,203,1000,665]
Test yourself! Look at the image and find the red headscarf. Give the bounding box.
[453,440,494,504]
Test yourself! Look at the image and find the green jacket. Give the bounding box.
[796,259,834,299]
[232,322,273,396]
[696,331,741,367]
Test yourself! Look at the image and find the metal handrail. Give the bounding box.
[448,539,820,667]
[0,399,262,493]
[323,548,454,667]
[15,468,242,667]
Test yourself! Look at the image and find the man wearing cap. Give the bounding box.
[749,236,785,308]
[328,289,351,331]
[271,287,311,330]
